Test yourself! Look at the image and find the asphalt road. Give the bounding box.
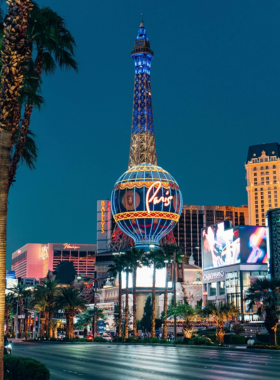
[12,342,280,380]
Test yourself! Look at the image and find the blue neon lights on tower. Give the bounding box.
[129,22,157,168]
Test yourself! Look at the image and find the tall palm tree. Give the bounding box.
[8,3,78,189]
[55,288,86,339]
[75,308,106,337]
[32,287,48,338]
[167,304,198,339]
[201,303,239,344]
[245,278,280,345]
[148,249,166,338]
[0,1,33,376]
[4,294,15,336]
[9,283,28,338]
[126,247,144,339]
[161,245,175,340]
[119,252,133,339]
[37,280,59,338]
[107,255,126,337]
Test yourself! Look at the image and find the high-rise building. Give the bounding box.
[11,243,96,280]
[173,204,248,266]
[245,143,280,226]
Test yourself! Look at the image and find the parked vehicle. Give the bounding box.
[74,330,85,339]
[101,333,113,341]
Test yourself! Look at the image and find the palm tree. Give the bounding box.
[107,255,126,337]
[55,288,86,339]
[32,285,49,337]
[126,247,144,339]
[167,304,198,339]
[4,294,15,336]
[148,249,166,338]
[75,308,106,337]
[9,283,28,338]
[245,277,280,345]
[122,252,133,339]
[0,1,32,376]
[161,245,175,339]
[8,3,78,189]
[37,280,59,338]
[201,303,239,344]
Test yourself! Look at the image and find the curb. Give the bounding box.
[18,341,280,353]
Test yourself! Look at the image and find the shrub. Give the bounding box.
[189,336,213,346]
[49,337,57,341]
[4,356,50,380]
[125,337,138,343]
[230,335,246,344]
[113,337,123,343]
[93,337,107,342]
[150,338,160,344]
[205,334,216,343]
[174,339,184,344]
[232,324,245,335]
[182,337,191,345]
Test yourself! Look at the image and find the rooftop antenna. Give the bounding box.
[140,13,144,26]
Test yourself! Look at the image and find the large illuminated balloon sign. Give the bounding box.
[111,163,183,248]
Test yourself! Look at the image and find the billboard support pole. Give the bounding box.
[173,251,177,340]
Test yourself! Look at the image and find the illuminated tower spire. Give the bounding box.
[128,22,157,168]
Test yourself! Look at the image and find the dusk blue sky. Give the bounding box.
[6,0,280,268]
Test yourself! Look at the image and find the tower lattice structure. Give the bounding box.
[110,22,175,252]
[128,22,157,168]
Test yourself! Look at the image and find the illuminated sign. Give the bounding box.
[203,271,225,281]
[63,243,80,250]
[101,200,106,233]
[41,246,49,260]
[146,181,173,214]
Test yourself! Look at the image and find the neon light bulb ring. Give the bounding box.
[111,163,183,249]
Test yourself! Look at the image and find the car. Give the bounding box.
[74,330,85,339]
[57,333,66,340]
[87,334,93,341]
[101,333,113,341]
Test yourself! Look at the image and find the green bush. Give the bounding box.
[174,339,184,344]
[49,337,57,341]
[189,336,213,346]
[113,337,123,343]
[230,335,246,344]
[150,338,160,343]
[125,337,138,343]
[93,337,107,342]
[4,356,50,380]
[182,337,191,344]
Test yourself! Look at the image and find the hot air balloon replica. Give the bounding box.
[111,163,183,249]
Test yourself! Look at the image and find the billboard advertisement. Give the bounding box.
[202,222,267,270]
[122,266,172,289]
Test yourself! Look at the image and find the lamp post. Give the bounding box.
[195,246,200,267]
[93,280,98,338]
[173,250,177,340]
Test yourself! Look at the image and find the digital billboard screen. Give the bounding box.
[122,266,172,289]
[202,222,267,270]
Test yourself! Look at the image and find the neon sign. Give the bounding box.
[63,244,80,250]
[41,246,49,260]
[101,201,106,234]
[146,181,173,214]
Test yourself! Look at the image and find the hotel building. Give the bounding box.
[11,243,96,280]
[245,143,280,226]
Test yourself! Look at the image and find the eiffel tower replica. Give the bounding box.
[110,21,176,252]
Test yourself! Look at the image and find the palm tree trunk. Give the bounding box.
[269,327,277,345]
[69,314,74,339]
[124,270,129,339]
[45,311,49,338]
[216,321,225,344]
[66,314,70,339]
[49,310,53,338]
[118,271,122,337]
[0,129,12,377]
[151,265,156,338]
[133,267,137,339]
[163,267,168,340]
[0,0,33,375]
[183,319,193,339]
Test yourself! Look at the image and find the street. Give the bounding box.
[13,342,280,380]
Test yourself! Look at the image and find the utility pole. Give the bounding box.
[173,250,177,340]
